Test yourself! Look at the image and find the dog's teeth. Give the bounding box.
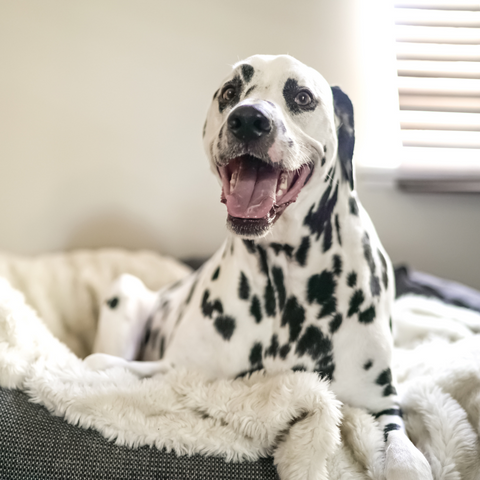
[277,172,288,196]
[230,170,238,190]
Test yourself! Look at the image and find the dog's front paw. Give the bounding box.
[84,353,128,371]
[385,430,432,480]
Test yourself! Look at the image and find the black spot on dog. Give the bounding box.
[283,78,318,115]
[249,342,263,369]
[214,315,236,340]
[383,384,397,397]
[250,295,262,323]
[318,297,336,319]
[218,75,243,113]
[349,197,359,216]
[307,270,338,318]
[201,290,223,318]
[363,233,381,297]
[241,64,255,83]
[304,182,339,247]
[335,214,342,246]
[270,243,283,255]
[239,272,250,300]
[370,276,381,298]
[383,423,401,442]
[279,343,291,359]
[106,296,119,309]
[332,255,342,277]
[245,85,257,96]
[296,325,332,361]
[378,249,389,290]
[243,239,257,254]
[292,365,307,372]
[271,243,295,258]
[281,296,306,342]
[235,367,264,379]
[389,317,393,332]
[323,219,333,253]
[211,266,220,281]
[348,289,365,317]
[375,408,403,419]
[376,368,392,386]
[321,156,326,167]
[364,359,373,370]
[272,267,286,310]
[307,271,336,306]
[315,354,335,381]
[347,271,357,288]
[359,305,376,324]
[295,236,310,266]
[329,313,343,334]
[264,280,276,317]
[265,334,279,358]
[257,245,269,277]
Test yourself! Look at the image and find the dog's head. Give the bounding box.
[203,54,354,238]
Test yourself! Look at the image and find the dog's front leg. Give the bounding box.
[93,273,158,360]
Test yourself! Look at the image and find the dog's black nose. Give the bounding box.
[227,105,272,141]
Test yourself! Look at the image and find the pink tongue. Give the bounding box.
[223,157,280,219]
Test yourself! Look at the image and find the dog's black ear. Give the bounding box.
[331,86,355,190]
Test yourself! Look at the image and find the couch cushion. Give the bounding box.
[0,387,278,479]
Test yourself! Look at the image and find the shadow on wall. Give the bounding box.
[65,212,163,253]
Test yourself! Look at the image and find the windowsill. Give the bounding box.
[357,146,480,193]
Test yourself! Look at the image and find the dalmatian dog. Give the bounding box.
[87,55,433,479]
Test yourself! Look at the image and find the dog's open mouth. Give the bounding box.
[218,155,313,236]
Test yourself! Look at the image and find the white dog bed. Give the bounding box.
[0,249,479,480]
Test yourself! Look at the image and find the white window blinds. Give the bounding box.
[394,1,480,156]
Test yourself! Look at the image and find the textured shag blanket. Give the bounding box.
[0,250,479,480]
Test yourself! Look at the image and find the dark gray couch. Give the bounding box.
[0,388,278,479]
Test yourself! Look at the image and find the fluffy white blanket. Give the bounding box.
[0,250,479,480]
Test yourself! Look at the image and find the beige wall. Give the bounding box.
[1,1,479,289]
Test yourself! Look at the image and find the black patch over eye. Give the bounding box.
[283,78,318,115]
[218,75,243,113]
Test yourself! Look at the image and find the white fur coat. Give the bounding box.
[0,249,479,480]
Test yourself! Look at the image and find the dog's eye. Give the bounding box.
[294,91,313,106]
[222,87,236,101]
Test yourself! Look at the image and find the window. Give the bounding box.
[393,0,480,191]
